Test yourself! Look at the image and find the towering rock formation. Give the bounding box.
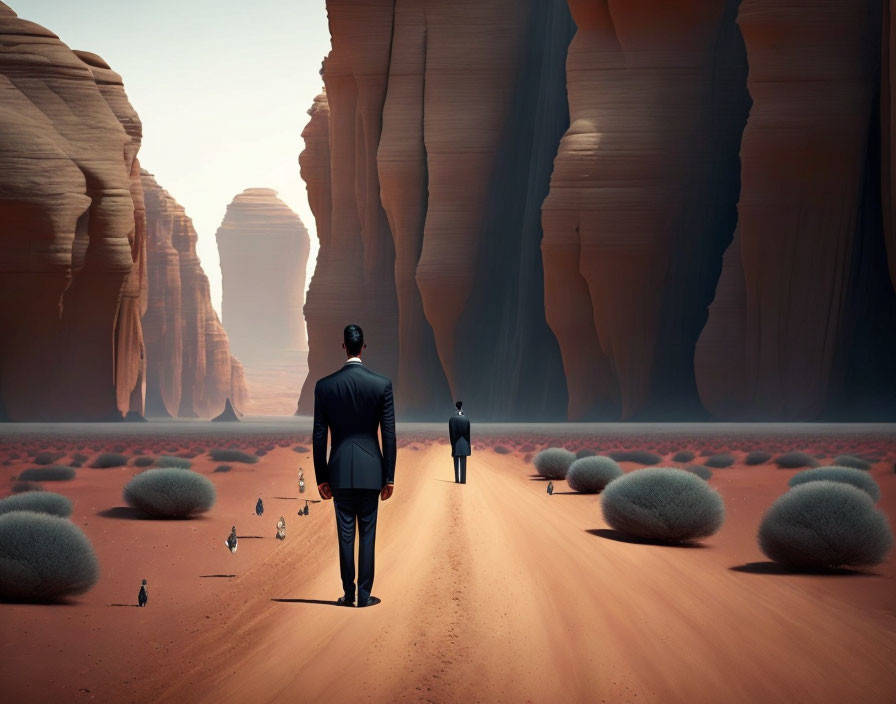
[141,171,248,418]
[75,50,148,418]
[696,0,894,419]
[216,188,310,358]
[0,5,144,420]
[299,0,574,419]
[541,0,750,420]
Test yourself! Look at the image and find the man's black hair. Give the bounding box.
[455,401,463,410]
[344,324,364,356]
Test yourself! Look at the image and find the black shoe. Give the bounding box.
[357,596,381,608]
[337,596,355,607]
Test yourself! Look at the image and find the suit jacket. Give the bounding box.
[449,412,471,457]
[313,361,397,490]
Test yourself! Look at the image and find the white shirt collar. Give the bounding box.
[345,356,363,364]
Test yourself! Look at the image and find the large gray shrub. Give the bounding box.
[91,452,128,469]
[566,456,622,493]
[774,452,818,469]
[18,466,75,482]
[0,492,72,518]
[209,448,258,464]
[607,450,662,465]
[745,451,772,466]
[533,448,576,480]
[705,453,734,468]
[831,455,871,471]
[0,511,99,601]
[155,455,192,469]
[123,468,216,517]
[788,467,880,503]
[601,468,725,543]
[759,482,892,568]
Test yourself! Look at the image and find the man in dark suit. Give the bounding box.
[313,324,396,608]
[449,401,471,484]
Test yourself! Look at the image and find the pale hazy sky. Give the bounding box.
[13,0,330,314]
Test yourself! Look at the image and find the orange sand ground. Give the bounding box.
[1,439,895,703]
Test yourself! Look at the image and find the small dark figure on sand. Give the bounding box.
[226,526,238,553]
[449,400,471,484]
[299,468,306,494]
[256,497,264,516]
[276,516,286,540]
[547,481,554,495]
[303,499,310,516]
[138,579,148,607]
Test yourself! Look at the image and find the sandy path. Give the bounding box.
[2,442,895,703]
[114,445,896,703]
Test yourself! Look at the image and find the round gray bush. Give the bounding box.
[788,467,880,503]
[133,456,155,468]
[533,448,576,479]
[759,482,892,568]
[705,453,734,468]
[607,450,662,465]
[601,468,725,543]
[566,456,622,493]
[123,468,216,517]
[672,450,696,463]
[0,511,99,600]
[91,452,128,469]
[0,492,72,518]
[831,455,871,471]
[18,466,75,482]
[155,455,192,469]
[774,452,818,469]
[208,448,258,464]
[745,451,772,466]
[11,482,44,494]
[683,465,713,481]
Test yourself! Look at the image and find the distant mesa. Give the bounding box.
[216,188,310,414]
[216,188,310,360]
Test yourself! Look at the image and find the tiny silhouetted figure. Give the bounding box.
[304,500,310,516]
[138,579,148,607]
[299,469,306,494]
[276,517,286,540]
[256,497,264,516]
[226,526,238,553]
[449,401,471,484]
[547,481,554,496]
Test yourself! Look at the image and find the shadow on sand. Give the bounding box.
[200,574,236,578]
[237,535,265,539]
[586,528,707,549]
[97,506,207,521]
[108,603,140,607]
[271,598,344,607]
[274,496,298,500]
[729,562,877,577]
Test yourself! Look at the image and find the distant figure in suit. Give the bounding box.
[225,526,238,553]
[299,469,306,494]
[313,324,396,608]
[276,517,286,540]
[138,579,148,607]
[449,401,471,484]
[256,497,264,516]
[303,500,310,516]
[547,481,554,496]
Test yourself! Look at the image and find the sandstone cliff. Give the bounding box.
[299,0,574,419]
[0,5,142,420]
[141,170,248,418]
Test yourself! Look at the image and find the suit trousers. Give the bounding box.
[332,488,380,603]
[454,455,467,484]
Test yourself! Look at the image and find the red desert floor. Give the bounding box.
[0,424,894,703]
